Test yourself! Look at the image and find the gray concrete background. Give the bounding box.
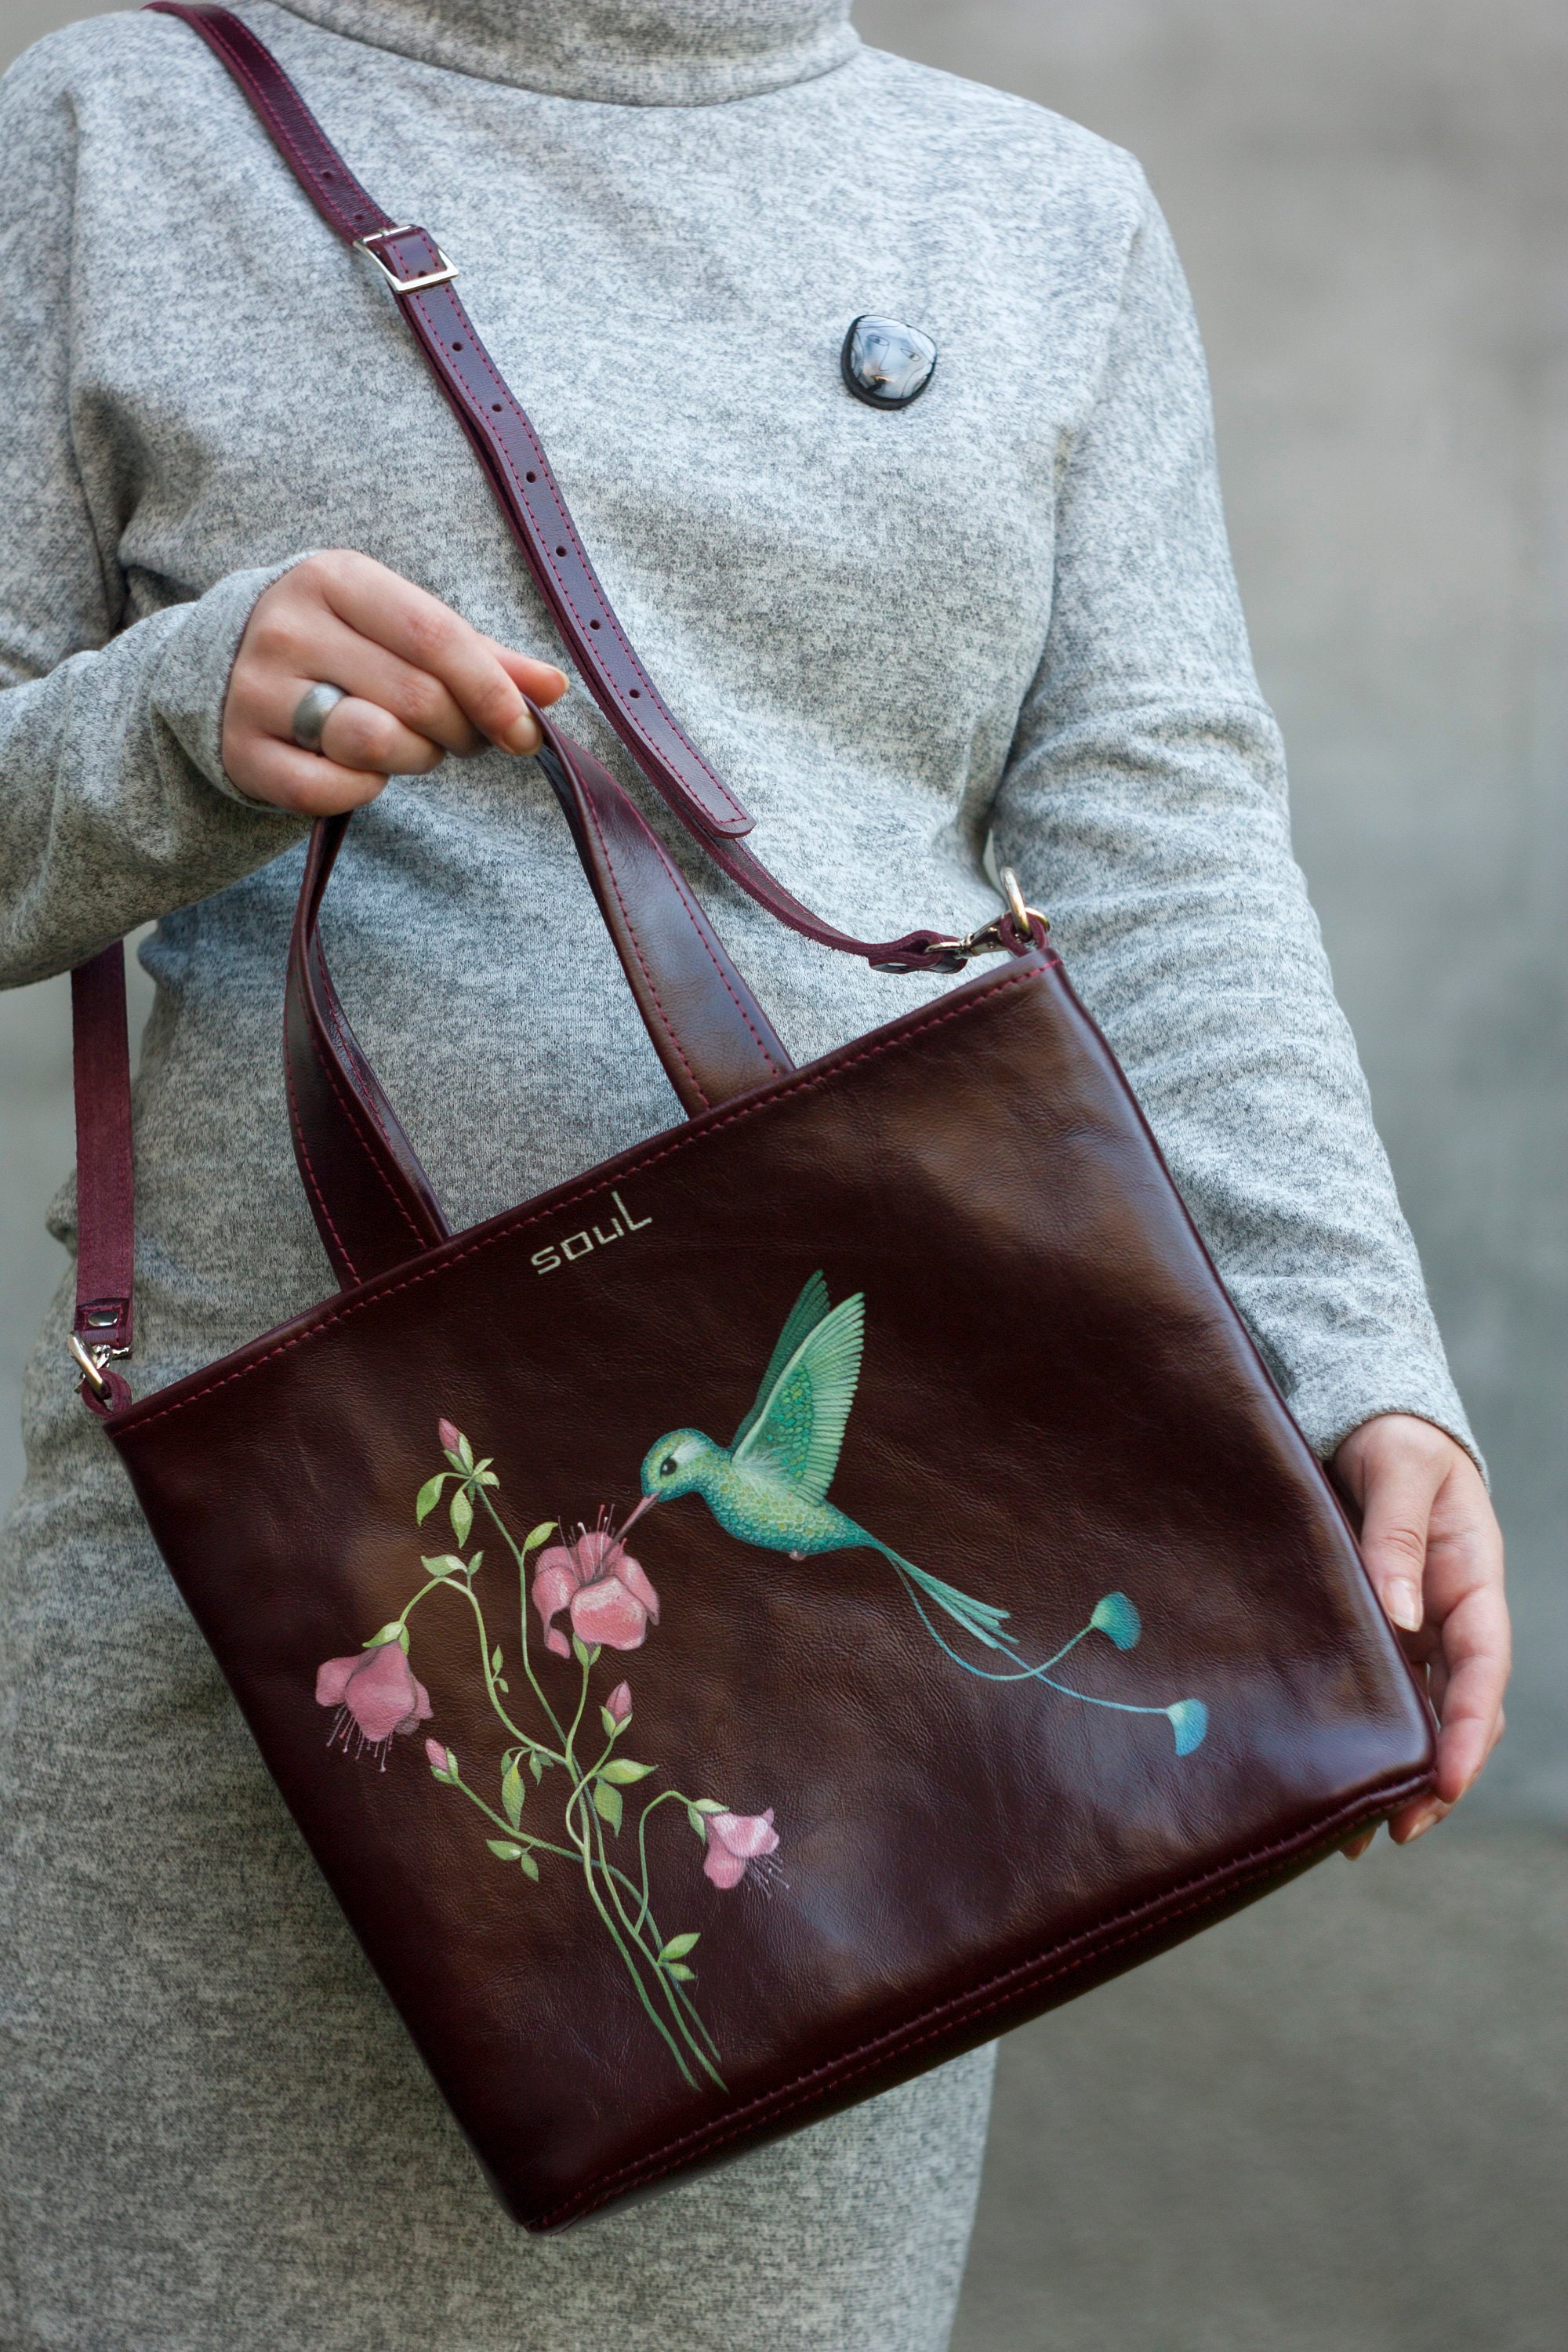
[2,5,1563,2347]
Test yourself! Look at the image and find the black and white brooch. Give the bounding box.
[840,314,938,410]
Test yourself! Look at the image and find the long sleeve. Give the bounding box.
[0,38,306,989]
[989,176,1479,1468]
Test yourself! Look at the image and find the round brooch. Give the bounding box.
[840,314,938,410]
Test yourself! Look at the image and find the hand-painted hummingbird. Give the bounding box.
[622,1272,1207,1752]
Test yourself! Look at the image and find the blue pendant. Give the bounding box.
[840,314,937,410]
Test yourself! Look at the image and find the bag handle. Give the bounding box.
[286,706,797,1290]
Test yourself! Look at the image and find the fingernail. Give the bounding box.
[500,715,540,755]
[1404,1802,1443,1841]
[1386,1579,1423,1632]
[1341,1829,1376,1861]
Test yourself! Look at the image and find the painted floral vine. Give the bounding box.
[315,1420,780,2092]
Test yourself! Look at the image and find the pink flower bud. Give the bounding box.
[426,1737,454,1775]
[437,1418,462,1454]
[606,1681,633,1724]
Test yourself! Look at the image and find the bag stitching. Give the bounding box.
[528,1777,1425,2227]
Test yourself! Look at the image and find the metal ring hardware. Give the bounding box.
[67,1332,112,1397]
[938,868,1051,964]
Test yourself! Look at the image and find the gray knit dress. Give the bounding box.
[0,4,1476,2346]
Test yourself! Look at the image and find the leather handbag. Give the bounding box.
[64,2,1435,2231]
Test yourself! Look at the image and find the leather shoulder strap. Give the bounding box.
[142,0,975,979]
[69,947,135,1408]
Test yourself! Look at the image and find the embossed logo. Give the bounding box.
[531,1189,652,1275]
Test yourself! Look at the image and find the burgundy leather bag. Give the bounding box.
[65,3,1434,2231]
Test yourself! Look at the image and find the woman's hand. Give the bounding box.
[1332,1413,1508,1853]
[221,551,568,813]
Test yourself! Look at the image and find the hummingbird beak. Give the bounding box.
[619,1492,658,1536]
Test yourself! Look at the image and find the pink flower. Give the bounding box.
[426,1737,455,1774]
[605,1680,633,1725]
[437,1418,462,1454]
[532,1528,659,1660]
[702,1808,779,1891]
[316,1638,432,1766]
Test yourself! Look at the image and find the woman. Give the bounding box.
[0,2,1508,2347]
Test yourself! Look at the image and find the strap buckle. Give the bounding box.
[354,224,459,296]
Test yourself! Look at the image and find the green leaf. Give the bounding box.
[363,1621,405,1651]
[415,1473,445,1524]
[659,1932,699,1962]
[599,1704,624,1739]
[593,1780,623,1835]
[501,1761,526,1828]
[490,1644,503,1673]
[477,1471,500,1489]
[572,1634,589,1669]
[457,1433,475,1472]
[420,1554,466,1579]
[601,1759,654,1785]
[450,1487,474,1546]
[496,1678,510,1693]
[485,1838,524,1861]
[694,1798,727,1815]
[521,1520,557,1557]
[528,1751,545,1782]
[664,1962,696,1984]
[518,1851,539,1882]
[686,1805,706,1839]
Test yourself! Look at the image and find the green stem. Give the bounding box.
[628,1793,724,2067]
[634,1788,691,1939]
[474,1483,566,1745]
[588,1804,725,2089]
[445,1770,577,1867]
[450,1579,564,1765]
[568,1774,697,2088]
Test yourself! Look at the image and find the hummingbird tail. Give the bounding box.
[879,1556,1212,1752]
[870,1542,1013,1650]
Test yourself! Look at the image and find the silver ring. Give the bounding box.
[291,681,347,753]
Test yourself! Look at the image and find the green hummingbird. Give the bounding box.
[623,1272,1209,1751]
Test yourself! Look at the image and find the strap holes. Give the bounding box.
[526,471,537,482]
[630,688,641,698]
[452,340,464,352]
[555,546,567,557]
[589,619,601,630]
[492,403,503,412]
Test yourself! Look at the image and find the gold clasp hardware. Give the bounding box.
[67,1331,113,1398]
[354,225,459,296]
[942,867,1051,963]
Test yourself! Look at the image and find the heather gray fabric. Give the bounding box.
[0,2,1475,2345]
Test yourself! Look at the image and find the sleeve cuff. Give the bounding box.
[1282,1349,1486,1485]
[147,554,318,807]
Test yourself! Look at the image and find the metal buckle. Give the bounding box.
[354,224,459,296]
[939,868,1051,964]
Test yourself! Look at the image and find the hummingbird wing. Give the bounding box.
[731,1289,865,1503]
[729,1272,831,1451]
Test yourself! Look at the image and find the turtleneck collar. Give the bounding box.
[270,0,861,104]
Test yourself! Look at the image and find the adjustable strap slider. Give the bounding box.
[354,223,458,296]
